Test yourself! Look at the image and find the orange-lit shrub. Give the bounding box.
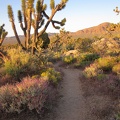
[112,63,120,75]
[83,63,103,78]
[97,56,116,72]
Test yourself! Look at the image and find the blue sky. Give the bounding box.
[0,0,120,36]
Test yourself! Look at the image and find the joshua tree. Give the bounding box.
[0,24,8,46]
[7,0,68,54]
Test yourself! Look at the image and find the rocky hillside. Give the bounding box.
[71,22,119,38]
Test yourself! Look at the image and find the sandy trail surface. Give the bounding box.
[43,62,92,120]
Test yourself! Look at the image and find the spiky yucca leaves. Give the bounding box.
[62,0,68,3]
[113,6,120,15]
[61,0,68,8]
[18,10,22,23]
[50,0,55,10]
[7,5,24,49]
[61,18,66,26]
[27,0,35,9]
[42,4,47,11]
[7,5,14,22]
[21,0,26,12]
[0,24,8,46]
[36,0,41,13]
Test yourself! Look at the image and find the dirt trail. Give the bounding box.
[53,69,88,120]
[44,62,92,120]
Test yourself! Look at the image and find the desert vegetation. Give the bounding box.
[0,0,120,120]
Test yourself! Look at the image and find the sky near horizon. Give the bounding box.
[0,0,120,36]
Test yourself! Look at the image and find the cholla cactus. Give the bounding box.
[8,0,68,54]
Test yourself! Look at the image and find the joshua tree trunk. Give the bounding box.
[0,38,4,46]
[11,21,25,49]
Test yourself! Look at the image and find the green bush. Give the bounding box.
[62,55,76,64]
[75,53,99,68]
[41,68,61,85]
[84,53,100,61]
[0,77,49,114]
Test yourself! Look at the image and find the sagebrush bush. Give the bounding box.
[41,68,61,85]
[83,63,103,78]
[0,77,49,114]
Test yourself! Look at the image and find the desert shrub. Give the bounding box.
[53,52,61,61]
[75,53,99,68]
[92,38,120,56]
[74,53,87,67]
[41,68,61,85]
[3,48,48,80]
[112,63,120,75]
[4,48,32,79]
[75,38,93,52]
[0,77,49,114]
[62,55,76,64]
[84,53,100,61]
[75,60,91,68]
[47,51,61,62]
[83,63,103,78]
[97,56,116,72]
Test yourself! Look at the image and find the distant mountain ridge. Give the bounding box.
[70,22,112,38]
[76,22,109,34]
[2,22,118,45]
